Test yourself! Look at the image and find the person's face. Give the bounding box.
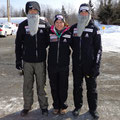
[80,11,89,16]
[28,9,38,14]
[55,19,64,30]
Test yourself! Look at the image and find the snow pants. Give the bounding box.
[48,66,69,110]
[23,61,48,110]
[73,66,98,112]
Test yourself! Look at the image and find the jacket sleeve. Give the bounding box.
[40,18,50,48]
[45,22,51,48]
[93,27,102,68]
[15,24,24,62]
[69,25,74,50]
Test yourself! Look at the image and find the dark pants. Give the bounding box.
[73,66,98,112]
[48,66,69,109]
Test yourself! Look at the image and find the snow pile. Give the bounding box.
[99,24,120,52]
[95,20,120,52]
[0,17,26,24]
[102,32,120,52]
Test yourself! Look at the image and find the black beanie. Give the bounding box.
[78,3,91,14]
[54,14,65,23]
[25,1,41,15]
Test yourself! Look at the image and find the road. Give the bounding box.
[0,36,120,120]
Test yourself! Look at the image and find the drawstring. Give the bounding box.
[54,28,62,39]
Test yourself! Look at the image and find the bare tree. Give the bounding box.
[64,3,77,25]
[21,9,26,17]
[0,6,7,17]
[61,5,68,20]
[10,5,14,17]
[13,9,22,17]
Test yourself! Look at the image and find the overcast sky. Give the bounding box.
[1,0,99,13]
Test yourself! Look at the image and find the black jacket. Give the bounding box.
[70,20,102,76]
[47,25,72,68]
[15,18,50,63]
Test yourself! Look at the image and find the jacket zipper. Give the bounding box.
[79,37,82,61]
[55,28,62,64]
[35,34,38,58]
[57,37,60,63]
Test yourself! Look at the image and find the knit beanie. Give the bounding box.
[25,1,40,15]
[54,14,65,23]
[78,3,91,14]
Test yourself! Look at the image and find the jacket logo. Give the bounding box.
[73,28,78,36]
[50,34,58,42]
[39,24,45,28]
[84,28,93,32]
[63,34,71,38]
[40,29,43,33]
[25,27,30,34]
[85,33,89,37]
[97,30,101,34]
[63,39,67,42]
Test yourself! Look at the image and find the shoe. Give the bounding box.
[60,109,66,115]
[42,108,48,116]
[53,109,59,115]
[72,108,81,116]
[89,110,99,119]
[20,109,29,116]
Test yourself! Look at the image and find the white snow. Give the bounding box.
[0,97,23,115]
[96,21,120,53]
[102,33,120,52]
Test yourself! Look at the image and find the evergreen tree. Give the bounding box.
[97,0,113,24]
[46,8,53,24]
[43,11,46,17]
[97,0,105,23]
[61,5,68,21]
[112,0,120,25]
[21,9,26,17]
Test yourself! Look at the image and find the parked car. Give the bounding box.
[0,24,13,37]
[4,22,18,35]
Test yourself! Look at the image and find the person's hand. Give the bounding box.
[16,61,23,70]
[90,65,100,78]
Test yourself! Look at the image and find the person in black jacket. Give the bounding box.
[70,3,102,119]
[47,14,72,115]
[15,1,50,116]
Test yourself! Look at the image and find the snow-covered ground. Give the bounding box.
[95,21,120,53]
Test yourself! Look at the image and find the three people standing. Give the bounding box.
[15,1,102,119]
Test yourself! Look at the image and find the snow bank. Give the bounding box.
[102,33,120,52]
[0,17,27,24]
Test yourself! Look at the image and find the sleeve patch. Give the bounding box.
[97,30,101,34]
